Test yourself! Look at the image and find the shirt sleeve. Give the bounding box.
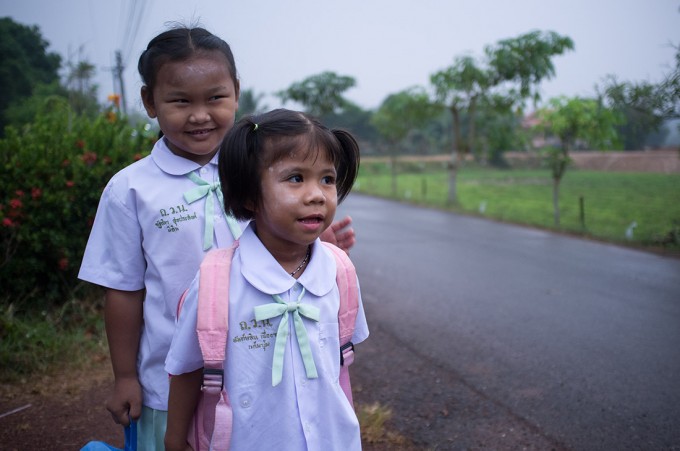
[78,179,146,290]
[165,272,205,375]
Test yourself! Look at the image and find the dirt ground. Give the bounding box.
[0,319,567,451]
[0,351,413,451]
[0,353,123,450]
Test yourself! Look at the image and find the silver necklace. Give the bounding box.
[290,246,311,277]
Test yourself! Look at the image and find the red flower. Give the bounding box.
[66,181,75,188]
[62,159,71,167]
[81,151,98,166]
[15,190,24,197]
[2,218,15,227]
[76,139,86,149]
[58,258,69,271]
[133,153,142,161]
[9,198,22,209]
[31,187,42,200]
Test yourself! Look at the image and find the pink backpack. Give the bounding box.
[176,240,359,451]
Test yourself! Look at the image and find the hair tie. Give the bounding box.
[253,123,259,131]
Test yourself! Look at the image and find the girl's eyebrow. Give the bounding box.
[205,85,232,94]
[164,88,189,97]
[276,163,336,173]
[164,85,231,97]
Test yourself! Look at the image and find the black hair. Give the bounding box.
[137,26,238,93]
[219,109,361,220]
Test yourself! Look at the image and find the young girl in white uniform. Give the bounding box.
[78,27,355,449]
[164,109,368,451]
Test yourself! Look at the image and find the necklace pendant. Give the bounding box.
[290,246,311,277]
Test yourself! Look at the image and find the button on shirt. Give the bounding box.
[78,138,244,410]
[166,223,369,450]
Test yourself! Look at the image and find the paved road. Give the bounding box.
[340,194,680,450]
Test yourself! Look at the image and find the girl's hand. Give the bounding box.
[106,375,142,426]
[164,435,194,451]
[321,216,355,254]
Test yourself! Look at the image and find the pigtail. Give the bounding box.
[331,129,361,204]
[219,117,261,220]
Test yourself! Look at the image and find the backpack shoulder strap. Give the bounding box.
[196,241,239,370]
[322,242,359,406]
[321,242,359,345]
[188,241,239,451]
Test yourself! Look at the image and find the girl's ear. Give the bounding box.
[244,199,256,213]
[141,86,157,119]
[234,79,240,109]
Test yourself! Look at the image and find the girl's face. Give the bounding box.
[254,147,337,254]
[142,51,239,166]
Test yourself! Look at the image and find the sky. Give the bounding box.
[2,0,680,116]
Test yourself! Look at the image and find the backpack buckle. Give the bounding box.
[340,341,354,366]
[202,368,224,392]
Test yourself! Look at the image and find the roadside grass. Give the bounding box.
[0,287,108,383]
[357,402,418,449]
[355,164,680,249]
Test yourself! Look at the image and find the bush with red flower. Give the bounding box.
[0,96,156,312]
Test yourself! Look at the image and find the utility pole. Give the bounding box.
[114,50,128,115]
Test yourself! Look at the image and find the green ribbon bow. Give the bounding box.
[184,172,241,250]
[253,288,320,386]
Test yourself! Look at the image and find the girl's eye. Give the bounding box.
[321,175,336,185]
[288,175,303,183]
[210,95,226,102]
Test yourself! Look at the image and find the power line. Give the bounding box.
[106,0,152,115]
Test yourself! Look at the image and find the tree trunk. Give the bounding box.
[552,176,561,227]
[448,155,458,205]
[552,143,571,227]
[467,96,478,162]
[390,152,398,197]
[448,106,463,205]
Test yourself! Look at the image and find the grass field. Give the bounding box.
[354,162,680,249]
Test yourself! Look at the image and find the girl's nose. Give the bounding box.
[305,183,326,204]
[189,106,210,123]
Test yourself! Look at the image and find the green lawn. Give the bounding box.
[355,164,680,247]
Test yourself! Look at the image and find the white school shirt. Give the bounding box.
[165,223,369,450]
[78,138,243,410]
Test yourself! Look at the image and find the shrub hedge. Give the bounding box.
[0,97,154,313]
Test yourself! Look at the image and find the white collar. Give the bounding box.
[239,223,337,297]
[151,137,218,176]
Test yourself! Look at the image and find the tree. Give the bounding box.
[664,45,680,120]
[3,81,68,128]
[323,103,380,149]
[430,30,574,204]
[276,71,356,117]
[473,94,526,166]
[64,57,99,117]
[0,17,61,132]
[600,44,680,149]
[235,88,266,120]
[371,87,436,196]
[600,76,672,150]
[536,96,622,226]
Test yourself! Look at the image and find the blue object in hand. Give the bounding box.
[80,421,137,451]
